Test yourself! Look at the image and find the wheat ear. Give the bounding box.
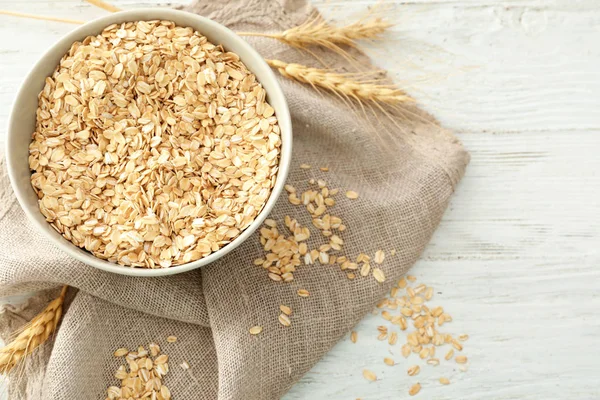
[281,14,392,45]
[238,13,392,56]
[266,59,412,105]
[0,286,68,374]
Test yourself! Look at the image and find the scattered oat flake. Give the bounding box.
[407,275,417,282]
[424,287,434,300]
[407,334,419,347]
[384,357,395,366]
[432,306,444,317]
[459,334,469,341]
[407,365,420,376]
[439,377,450,385]
[412,296,424,305]
[345,190,359,199]
[300,164,311,169]
[351,331,357,343]
[155,354,169,364]
[373,268,386,283]
[414,284,426,294]
[401,345,411,358]
[253,258,265,266]
[278,313,291,327]
[456,355,468,364]
[149,342,160,357]
[249,326,263,335]
[297,289,310,297]
[320,167,329,171]
[360,263,371,277]
[374,250,385,264]
[391,249,397,255]
[113,348,128,357]
[388,332,398,345]
[362,369,377,382]
[409,383,421,396]
[280,305,292,315]
[166,336,177,343]
[180,361,190,370]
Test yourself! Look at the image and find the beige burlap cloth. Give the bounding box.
[0,0,469,398]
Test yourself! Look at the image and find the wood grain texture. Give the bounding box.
[0,0,598,399]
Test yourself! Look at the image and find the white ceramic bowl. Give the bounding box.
[6,9,292,277]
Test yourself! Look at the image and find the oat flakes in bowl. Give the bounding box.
[7,10,291,275]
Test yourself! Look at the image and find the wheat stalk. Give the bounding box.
[0,286,68,374]
[85,0,121,13]
[0,0,119,25]
[266,59,412,105]
[238,13,392,58]
[2,4,391,56]
[0,10,84,24]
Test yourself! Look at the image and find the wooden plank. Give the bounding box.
[426,131,600,261]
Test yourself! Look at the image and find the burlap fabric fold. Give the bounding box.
[0,0,469,398]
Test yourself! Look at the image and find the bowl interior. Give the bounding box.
[6,9,291,277]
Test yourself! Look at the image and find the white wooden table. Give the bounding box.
[1,1,599,399]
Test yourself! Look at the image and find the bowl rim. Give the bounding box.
[6,8,292,277]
